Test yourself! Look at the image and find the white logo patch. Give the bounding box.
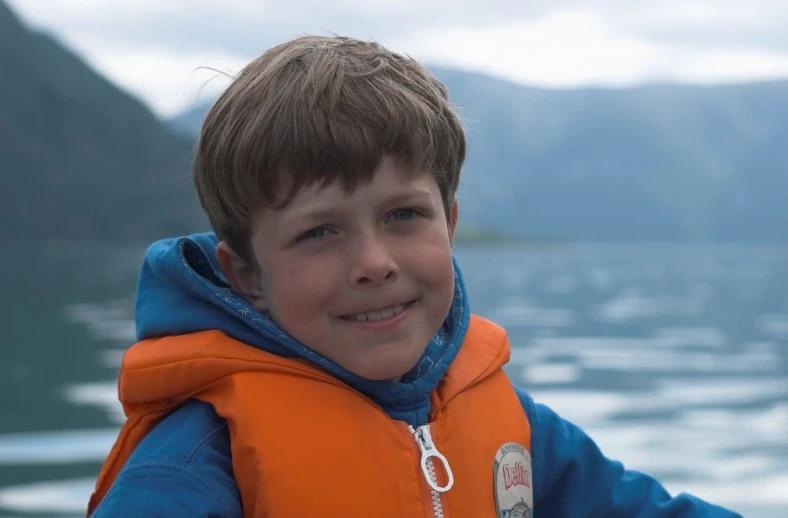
[493,442,533,518]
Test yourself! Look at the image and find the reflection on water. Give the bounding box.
[0,478,95,515]
[0,429,117,466]
[1,242,787,516]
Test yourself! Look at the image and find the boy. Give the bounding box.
[87,36,741,517]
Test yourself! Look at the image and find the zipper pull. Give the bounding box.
[409,424,454,492]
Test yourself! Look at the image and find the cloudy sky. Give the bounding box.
[7,0,788,117]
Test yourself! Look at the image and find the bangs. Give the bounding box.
[227,49,461,209]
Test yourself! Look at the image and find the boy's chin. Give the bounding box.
[344,357,420,383]
[355,367,411,383]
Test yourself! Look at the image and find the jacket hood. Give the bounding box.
[133,232,471,426]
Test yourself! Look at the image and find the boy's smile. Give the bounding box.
[340,299,416,324]
[218,157,459,381]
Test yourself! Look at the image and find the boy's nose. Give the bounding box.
[349,233,399,286]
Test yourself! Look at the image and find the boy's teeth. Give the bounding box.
[352,303,406,322]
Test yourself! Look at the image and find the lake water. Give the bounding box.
[1,241,786,517]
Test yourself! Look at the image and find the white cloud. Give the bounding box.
[672,49,788,84]
[622,0,788,32]
[396,11,663,88]
[9,0,267,23]
[7,0,788,116]
[398,10,788,89]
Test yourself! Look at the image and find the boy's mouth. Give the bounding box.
[340,300,417,323]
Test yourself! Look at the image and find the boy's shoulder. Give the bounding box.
[130,399,229,464]
[91,400,241,517]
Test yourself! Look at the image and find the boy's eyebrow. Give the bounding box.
[383,189,435,205]
[284,189,435,226]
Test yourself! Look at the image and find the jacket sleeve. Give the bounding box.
[91,462,237,517]
[514,385,743,518]
[90,400,242,518]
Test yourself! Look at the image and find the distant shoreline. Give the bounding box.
[452,222,566,247]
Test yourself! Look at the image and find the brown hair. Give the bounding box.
[193,35,466,266]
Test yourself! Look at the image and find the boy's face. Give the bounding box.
[219,157,458,381]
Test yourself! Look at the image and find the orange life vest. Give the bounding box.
[88,315,532,517]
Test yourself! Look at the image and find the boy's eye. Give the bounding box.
[389,208,416,221]
[299,227,330,240]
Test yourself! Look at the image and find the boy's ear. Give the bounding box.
[216,241,268,311]
[448,197,459,246]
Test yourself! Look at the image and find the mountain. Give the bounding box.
[435,68,788,242]
[171,69,788,242]
[0,1,206,243]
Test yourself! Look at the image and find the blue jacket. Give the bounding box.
[92,233,741,517]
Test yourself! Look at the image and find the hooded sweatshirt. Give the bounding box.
[89,233,741,517]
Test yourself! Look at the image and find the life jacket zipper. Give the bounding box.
[409,424,454,518]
